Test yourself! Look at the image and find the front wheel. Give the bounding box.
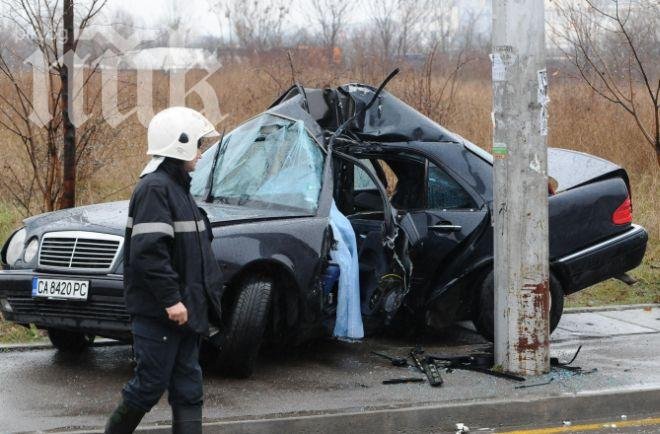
[217,275,273,378]
[47,329,95,353]
[472,271,564,342]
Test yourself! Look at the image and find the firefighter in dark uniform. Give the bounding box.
[105,107,224,434]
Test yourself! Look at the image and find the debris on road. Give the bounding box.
[411,347,443,387]
[551,345,597,375]
[371,351,408,367]
[429,352,526,382]
[370,344,601,390]
[551,345,582,367]
[515,377,555,389]
[372,347,528,387]
[382,378,425,385]
[455,422,470,432]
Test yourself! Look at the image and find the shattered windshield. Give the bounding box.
[190,114,325,214]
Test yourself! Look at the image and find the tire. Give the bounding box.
[217,276,272,378]
[472,270,564,342]
[47,329,95,353]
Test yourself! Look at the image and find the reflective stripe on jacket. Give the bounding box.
[123,168,223,335]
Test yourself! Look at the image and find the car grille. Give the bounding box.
[38,231,123,273]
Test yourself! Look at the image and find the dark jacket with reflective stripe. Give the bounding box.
[123,164,223,335]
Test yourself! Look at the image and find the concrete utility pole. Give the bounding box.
[491,0,550,375]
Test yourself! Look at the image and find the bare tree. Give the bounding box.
[343,27,381,84]
[368,0,439,67]
[552,0,660,165]
[402,40,472,123]
[308,0,350,65]
[0,0,109,213]
[368,0,398,67]
[219,0,289,51]
[109,6,136,39]
[454,7,488,54]
[153,0,192,48]
[394,0,431,58]
[399,0,479,123]
[429,0,459,53]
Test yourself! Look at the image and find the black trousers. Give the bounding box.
[122,316,203,412]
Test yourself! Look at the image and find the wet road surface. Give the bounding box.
[1,308,660,433]
[1,325,488,432]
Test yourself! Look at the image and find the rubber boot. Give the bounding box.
[172,404,202,434]
[104,401,146,434]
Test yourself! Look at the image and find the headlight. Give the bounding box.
[24,237,39,263]
[5,228,26,266]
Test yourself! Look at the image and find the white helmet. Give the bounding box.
[141,107,220,177]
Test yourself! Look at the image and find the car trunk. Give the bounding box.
[547,149,633,260]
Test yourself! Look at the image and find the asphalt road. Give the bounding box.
[2,325,492,432]
[1,307,659,433]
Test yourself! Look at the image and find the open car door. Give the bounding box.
[331,151,413,332]
[342,147,491,321]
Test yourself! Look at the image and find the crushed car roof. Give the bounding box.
[270,83,463,143]
[269,82,626,193]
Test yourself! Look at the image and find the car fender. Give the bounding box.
[222,257,310,337]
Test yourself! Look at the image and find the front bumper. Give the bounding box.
[0,270,130,340]
[554,224,648,294]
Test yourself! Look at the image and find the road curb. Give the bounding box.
[564,303,658,314]
[64,387,660,433]
[0,338,122,352]
[3,305,656,352]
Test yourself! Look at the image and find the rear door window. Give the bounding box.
[427,163,476,209]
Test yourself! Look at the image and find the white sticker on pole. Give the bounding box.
[529,153,542,174]
[537,69,549,136]
[490,53,506,81]
[491,46,516,82]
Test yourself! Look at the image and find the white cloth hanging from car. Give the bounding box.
[329,201,364,340]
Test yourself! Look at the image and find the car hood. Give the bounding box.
[23,201,131,236]
[22,200,313,237]
[198,203,314,224]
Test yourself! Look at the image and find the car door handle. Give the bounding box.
[429,224,462,232]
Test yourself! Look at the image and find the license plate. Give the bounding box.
[32,277,89,301]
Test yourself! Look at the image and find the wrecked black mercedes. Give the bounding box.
[0,77,648,377]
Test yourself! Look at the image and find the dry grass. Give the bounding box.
[0,63,658,312]
[0,313,45,344]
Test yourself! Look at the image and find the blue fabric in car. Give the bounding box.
[329,201,364,340]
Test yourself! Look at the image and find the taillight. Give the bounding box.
[612,195,632,225]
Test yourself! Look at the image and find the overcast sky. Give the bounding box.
[98,0,490,41]
[101,0,364,38]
